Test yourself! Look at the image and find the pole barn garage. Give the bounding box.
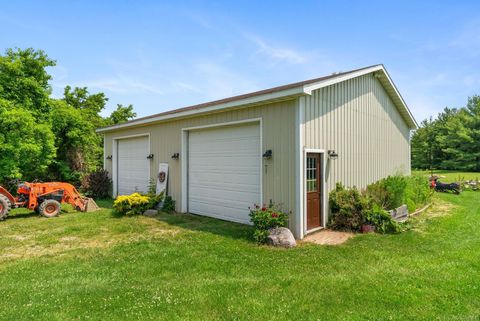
[97,64,417,239]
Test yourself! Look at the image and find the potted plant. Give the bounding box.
[361,222,376,233]
[361,205,378,234]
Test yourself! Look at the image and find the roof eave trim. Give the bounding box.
[379,67,419,129]
[96,86,305,133]
[302,65,384,94]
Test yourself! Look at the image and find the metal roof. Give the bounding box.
[97,64,417,133]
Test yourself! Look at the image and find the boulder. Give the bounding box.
[266,227,296,248]
[143,209,158,217]
[389,204,409,222]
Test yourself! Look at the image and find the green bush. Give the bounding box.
[328,183,370,231]
[364,204,401,234]
[144,179,165,209]
[148,192,164,210]
[330,175,432,233]
[364,175,407,210]
[404,174,433,212]
[80,168,112,198]
[365,174,432,212]
[161,196,176,212]
[249,203,289,244]
[113,193,153,216]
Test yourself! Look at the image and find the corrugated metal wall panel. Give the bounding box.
[303,73,411,195]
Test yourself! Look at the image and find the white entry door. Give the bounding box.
[117,136,150,196]
[188,123,261,224]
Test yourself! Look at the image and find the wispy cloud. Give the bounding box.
[54,76,164,95]
[183,11,214,30]
[187,62,259,99]
[245,34,308,65]
[449,19,480,57]
[83,77,164,95]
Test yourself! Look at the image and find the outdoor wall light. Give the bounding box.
[262,149,273,159]
[147,154,154,160]
[106,155,112,160]
[328,150,338,160]
[171,153,180,160]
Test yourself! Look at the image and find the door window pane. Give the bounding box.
[306,156,317,192]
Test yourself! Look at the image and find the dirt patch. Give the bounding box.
[410,199,456,232]
[302,230,355,245]
[0,217,182,262]
[425,199,456,218]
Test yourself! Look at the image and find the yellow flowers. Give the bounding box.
[113,193,151,215]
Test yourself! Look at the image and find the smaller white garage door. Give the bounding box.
[188,123,261,224]
[117,136,150,196]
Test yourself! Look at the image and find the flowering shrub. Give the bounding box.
[113,193,152,216]
[249,203,289,244]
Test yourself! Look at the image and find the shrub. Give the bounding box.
[161,196,176,212]
[364,175,407,210]
[329,183,370,231]
[113,193,151,216]
[147,178,157,195]
[365,174,432,212]
[80,168,112,198]
[364,204,401,234]
[249,203,289,244]
[404,174,433,212]
[329,175,433,234]
[148,192,164,210]
[145,179,164,209]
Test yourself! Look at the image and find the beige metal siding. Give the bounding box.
[303,73,411,193]
[104,100,297,228]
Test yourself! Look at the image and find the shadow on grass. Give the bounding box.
[156,211,254,242]
[7,211,39,220]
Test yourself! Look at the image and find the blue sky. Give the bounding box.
[1,0,480,122]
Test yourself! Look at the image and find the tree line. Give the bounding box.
[0,48,137,185]
[411,96,480,172]
[2,47,479,188]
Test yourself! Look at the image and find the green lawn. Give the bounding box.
[0,192,479,320]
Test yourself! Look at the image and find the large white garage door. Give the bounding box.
[117,136,150,196]
[188,123,261,224]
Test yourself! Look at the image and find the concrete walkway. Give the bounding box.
[302,229,354,245]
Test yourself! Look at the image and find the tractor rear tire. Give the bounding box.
[0,195,11,221]
[39,200,61,218]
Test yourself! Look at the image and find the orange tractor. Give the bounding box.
[0,182,99,220]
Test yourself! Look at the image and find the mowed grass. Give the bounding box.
[0,192,479,321]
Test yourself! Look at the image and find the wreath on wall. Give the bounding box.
[158,171,166,183]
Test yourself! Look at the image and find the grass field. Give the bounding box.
[0,189,479,320]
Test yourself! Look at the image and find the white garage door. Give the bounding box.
[117,136,150,196]
[188,123,261,224]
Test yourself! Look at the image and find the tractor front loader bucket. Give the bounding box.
[82,198,100,212]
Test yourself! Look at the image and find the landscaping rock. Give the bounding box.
[266,227,296,248]
[143,209,158,217]
[389,204,409,222]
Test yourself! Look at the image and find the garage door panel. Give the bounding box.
[189,175,260,191]
[117,136,149,196]
[188,123,261,224]
[189,186,260,202]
